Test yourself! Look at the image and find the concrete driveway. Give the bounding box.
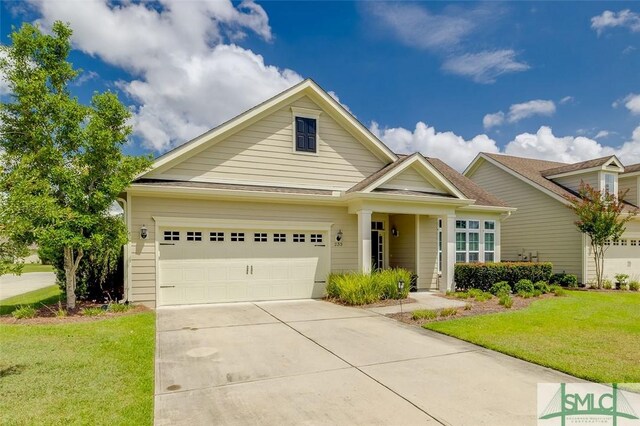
[155,300,577,425]
[0,272,56,301]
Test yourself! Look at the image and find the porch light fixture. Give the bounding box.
[140,224,148,240]
[391,226,399,238]
[336,229,343,242]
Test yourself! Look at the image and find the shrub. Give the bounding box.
[518,291,533,299]
[107,303,131,313]
[468,289,492,302]
[603,279,613,290]
[550,285,567,297]
[326,268,411,305]
[376,268,412,300]
[532,289,543,297]
[453,291,470,299]
[489,281,511,296]
[81,307,104,317]
[514,279,534,294]
[464,303,472,310]
[551,273,578,288]
[11,305,37,319]
[499,294,513,308]
[412,309,438,320]
[630,281,640,292]
[439,307,458,317]
[454,262,552,291]
[533,281,550,293]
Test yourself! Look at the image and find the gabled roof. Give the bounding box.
[622,163,640,175]
[466,153,638,209]
[468,153,579,203]
[139,79,397,178]
[541,155,623,178]
[347,153,466,199]
[425,157,509,207]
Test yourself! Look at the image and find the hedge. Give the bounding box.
[454,262,553,292]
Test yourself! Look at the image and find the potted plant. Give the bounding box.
[615,273,629,290]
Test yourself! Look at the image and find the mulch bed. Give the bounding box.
[0,300,149,325]
[387,293,556,327]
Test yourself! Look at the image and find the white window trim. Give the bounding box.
[291,106,321,156]
[455,219,495,264]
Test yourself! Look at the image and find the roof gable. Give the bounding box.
[349,153,466,199]
[541,155,624,178]
[140,79,397,179]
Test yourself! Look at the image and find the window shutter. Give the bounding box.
[306,118,316,151]
[295,117,307,151]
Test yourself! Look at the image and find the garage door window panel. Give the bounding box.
[210,232,224,242]
[254,233,267,242]
[293,234,306,242]
[164,231,180,241]
[186,231,202,241]
[274,233,286,242]
[231,232,245,242]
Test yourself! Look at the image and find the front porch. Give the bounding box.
[352,208,501,292]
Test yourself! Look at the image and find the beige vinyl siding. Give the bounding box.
[620,176,639,206]
[388,214,416,272]
[380,167,445,193]
[146,96,386,191]
[129,195,359,307]
[418,216,439,290]
[552,171,600,193]
[468,161,585,281]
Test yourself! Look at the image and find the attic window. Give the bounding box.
[291,107,321,154]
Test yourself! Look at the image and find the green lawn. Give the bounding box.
[19,263,55,273]
[425,291,640,383]
[0,289,155,425]
[0,285,63,315]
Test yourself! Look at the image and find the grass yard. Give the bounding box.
[425,291,640,383]
[0,288,155,425]
[0,285,63,315]
[17,263,55,273]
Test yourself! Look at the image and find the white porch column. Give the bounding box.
[440,215,456,292]
[357,210,372,273]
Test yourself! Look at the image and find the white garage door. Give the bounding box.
[158,226,330,306]
[603,238,640,281]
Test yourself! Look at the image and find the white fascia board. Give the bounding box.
[152,216,333,231]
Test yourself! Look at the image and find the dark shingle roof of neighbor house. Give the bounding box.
[481,153,638,209]
[540,156,615,177]
[133,179,334,195]
[622,163,640,174]
[424,157,509,207]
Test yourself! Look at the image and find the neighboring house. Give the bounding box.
[121,80,513,307]
[465,153,640,284]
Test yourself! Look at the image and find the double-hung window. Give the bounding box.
[455,220,467,263]
[604,173,617,195]
[484,221,496,262]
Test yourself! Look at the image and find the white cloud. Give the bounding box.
[29,0,302,152]
[72,70,98,86]
[371,122,640,171]
[623,45,636,55]
[507,100,556,123]
[364,3,527,84]
[591,10,640,35]
[623,93,640,114]
[364,2,479,51]
[484,99,555,129]
[370,121,500,171]
[559,96,574,104]
[442,50,529,84]
[483,112,505,129]
[0,49,10,95]
[594,130,610,139]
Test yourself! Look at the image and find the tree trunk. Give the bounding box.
[63,247,83,310]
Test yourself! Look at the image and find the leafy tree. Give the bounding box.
[0,233,28,275]
[565,183,637,288]
[0,22,150,309]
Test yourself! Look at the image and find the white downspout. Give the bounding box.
[116,197,130,302]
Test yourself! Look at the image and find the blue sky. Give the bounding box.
[2,1,640,170]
